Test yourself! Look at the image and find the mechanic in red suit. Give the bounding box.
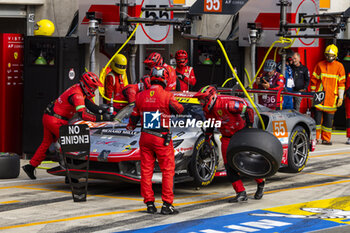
[104,54,128,111]
[194,85,265,202]
[127,66,184,215]
[144,52,177,91]
[346,72,350,144]
[175,50,196,91]
[253,59,285,109]
[122,75,151,104]
[22,72,112,180]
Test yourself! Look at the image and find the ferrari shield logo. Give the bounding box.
[217,110,223,116]
[150,91,155,97]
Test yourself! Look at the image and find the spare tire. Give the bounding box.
[226,128,283,178]
[0,153,20,179]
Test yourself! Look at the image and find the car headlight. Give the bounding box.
[173,139,184,148]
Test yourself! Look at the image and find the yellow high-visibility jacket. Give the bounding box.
[311,60,345,112]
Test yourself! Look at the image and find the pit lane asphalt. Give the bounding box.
[1,134,350,233]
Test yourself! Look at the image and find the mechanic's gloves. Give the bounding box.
[337,98,343,108]
[126,123,135,131]
[245,107,254,127]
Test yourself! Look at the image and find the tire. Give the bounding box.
[189,136,218,186]
[226,128,283,178]
[279,126,309,173]
[0,153,20,179]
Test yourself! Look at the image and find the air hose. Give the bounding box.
[98,12,143,104]
[217,39,266,130]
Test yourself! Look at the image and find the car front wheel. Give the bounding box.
[189,136,218,186]
[279,126,309,173]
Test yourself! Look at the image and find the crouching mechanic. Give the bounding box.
[126,66,184,215]
[194,86,265,202]
[22,72,113,180]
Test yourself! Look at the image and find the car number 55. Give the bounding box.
[272,120,287,138]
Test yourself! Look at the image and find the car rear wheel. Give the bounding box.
[279,126,309,173]
[189,136,218,186]
[226,128,283,178]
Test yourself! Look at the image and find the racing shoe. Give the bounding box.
[229,191,248,203]
[346,138,350,145]
[22,164,36,180]
[254,181,265,200]
[146,202,157,214]
[160,202,179,215]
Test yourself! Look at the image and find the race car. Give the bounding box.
[48,92,316,185]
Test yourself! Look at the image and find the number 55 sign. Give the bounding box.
[190,0,248,15]
[204,0,222,12]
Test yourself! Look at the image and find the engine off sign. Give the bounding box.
[59,124,90,152]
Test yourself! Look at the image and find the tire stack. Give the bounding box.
[0,153,20,179]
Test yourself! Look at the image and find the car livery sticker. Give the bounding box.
[175,97,200,104]
[272,120,289,144]
[118,196,350,233]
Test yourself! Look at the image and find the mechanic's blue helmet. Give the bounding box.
[263,59,277,72]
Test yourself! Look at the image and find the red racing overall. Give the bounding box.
[127,84,183,204]
[122,84,141,104]
[175,65,196,91]
[30,84,99,167]
[205,95,263,193]
[163,63,177,91]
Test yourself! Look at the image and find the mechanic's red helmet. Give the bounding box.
[150,66,168,87]
[175,50,188,67]
[80,72,103,98]
[144,52,163,68]
[194,85,217,112]
[140,74,151,90]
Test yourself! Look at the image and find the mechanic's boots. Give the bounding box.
[229,191,248,203]
[22,164,36,180]
[160,202,179,215]
[146,202,157,214]
[254,181,265,200]
[322,140,332,145]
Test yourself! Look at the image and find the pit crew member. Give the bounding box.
[22,72,112,180]
[144,52,177,91]
[175,50,196,91]
[127,66,184,214]
[194,85,265,203]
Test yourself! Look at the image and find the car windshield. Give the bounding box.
[114,103,206,125]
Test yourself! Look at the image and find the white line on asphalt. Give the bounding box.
[310,147,350,154]
[0,177,62,184]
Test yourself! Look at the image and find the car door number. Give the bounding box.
[272,120,287,138]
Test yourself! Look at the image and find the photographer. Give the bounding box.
[254,59,285,109]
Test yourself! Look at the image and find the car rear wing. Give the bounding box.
[217,87,324,109]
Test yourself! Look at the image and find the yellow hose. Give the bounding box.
[244,68,253,88]
[217,39,266,130]
[98,12,143,104]
[221,78,233,87]
[252,37,293,84]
